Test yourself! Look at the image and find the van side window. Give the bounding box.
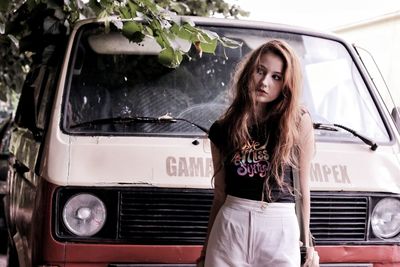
[36,67,57,130]
[14,64,56,133]
[14,67,39,130]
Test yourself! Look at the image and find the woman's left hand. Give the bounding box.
[302,246,315,267]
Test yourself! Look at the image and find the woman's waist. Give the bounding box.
[224,195,296,215]
[226,188,295,203]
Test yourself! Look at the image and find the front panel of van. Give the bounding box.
[7,17,400,267]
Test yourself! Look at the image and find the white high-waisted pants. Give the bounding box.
[205,195,300,267]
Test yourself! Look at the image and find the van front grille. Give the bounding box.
[119,188,213,244]
[118,189,368,244]
[310,194,368,242]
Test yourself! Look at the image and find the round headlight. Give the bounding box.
[62,193,106,236]
[371,198,400,238]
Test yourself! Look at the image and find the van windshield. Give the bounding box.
[64,24,389,142]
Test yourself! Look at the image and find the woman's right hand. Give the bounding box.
[196,255,205,267]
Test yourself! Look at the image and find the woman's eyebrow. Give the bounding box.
[257,64,267,70]
[258,64,282,75]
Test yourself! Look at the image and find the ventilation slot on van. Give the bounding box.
[310,194,368,242]
[119,188,213,244]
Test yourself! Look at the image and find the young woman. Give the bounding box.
[198,40,315,266]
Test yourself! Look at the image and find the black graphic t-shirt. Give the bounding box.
[209,120,295,203]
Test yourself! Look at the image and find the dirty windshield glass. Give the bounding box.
[64,24,389,142]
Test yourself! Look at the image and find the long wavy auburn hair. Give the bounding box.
[219,39,303,198]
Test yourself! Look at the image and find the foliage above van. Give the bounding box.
[0,0,246,102]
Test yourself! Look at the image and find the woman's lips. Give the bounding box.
[257,89,268,95]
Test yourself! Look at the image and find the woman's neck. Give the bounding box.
[253,103,269,122]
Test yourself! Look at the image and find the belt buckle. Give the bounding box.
[260,202,267,210]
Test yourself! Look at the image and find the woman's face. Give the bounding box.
[252,52,284,107]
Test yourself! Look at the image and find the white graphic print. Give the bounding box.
[233,141,270,177]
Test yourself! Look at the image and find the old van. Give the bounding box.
[4,16,400,267]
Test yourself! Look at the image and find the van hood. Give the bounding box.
[309,142,400,193]
[43,136,400,194]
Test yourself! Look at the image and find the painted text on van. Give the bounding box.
[311,163,350,184]
[166,157,213,177]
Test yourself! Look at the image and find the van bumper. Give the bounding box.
[41,244,400,267]
[318,245,400,266]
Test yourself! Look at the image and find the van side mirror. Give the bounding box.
[392,107,400,131]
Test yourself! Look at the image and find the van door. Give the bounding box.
[6,57,61,266]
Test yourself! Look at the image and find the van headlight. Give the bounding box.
[371,198,400,238]
[62,193,107,236]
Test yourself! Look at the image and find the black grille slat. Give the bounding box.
[312,217,365,223]
[119,220,208,225]
[122,225,208,229]
[312,222,365,226]
[120,217,210,221]
[312,212,366,215]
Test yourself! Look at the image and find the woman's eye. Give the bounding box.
[256,67,265,75]
[272,74,282,81]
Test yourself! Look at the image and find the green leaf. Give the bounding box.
[155,35,163,47]
[127,0,139,17]
[171,23,192,41]
[122,21,145,42]
[158,46,183,68]
[98,10,108,19]
[144,25,153,36]
[199,37,217,54]
[155,34,166,49]
[158,46,174,66]
[141,0,158,13]
[99,0,113,9]
[193,29,219,54]
[123,21,143,35]
[201,29,219,40]
[119,6,132,19]
[194,32,207,43]
[88,0,103,15]
[219,36,242,48]
[150,19,161,31]
[155,31,171,48]
[169,2,190,15]
[173,50,183,67]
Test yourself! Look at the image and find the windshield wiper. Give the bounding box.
[313,123,378,151]
[69,114,209,134]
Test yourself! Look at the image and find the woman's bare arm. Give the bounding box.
[298,112,315,248]
[200,142,227,257]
